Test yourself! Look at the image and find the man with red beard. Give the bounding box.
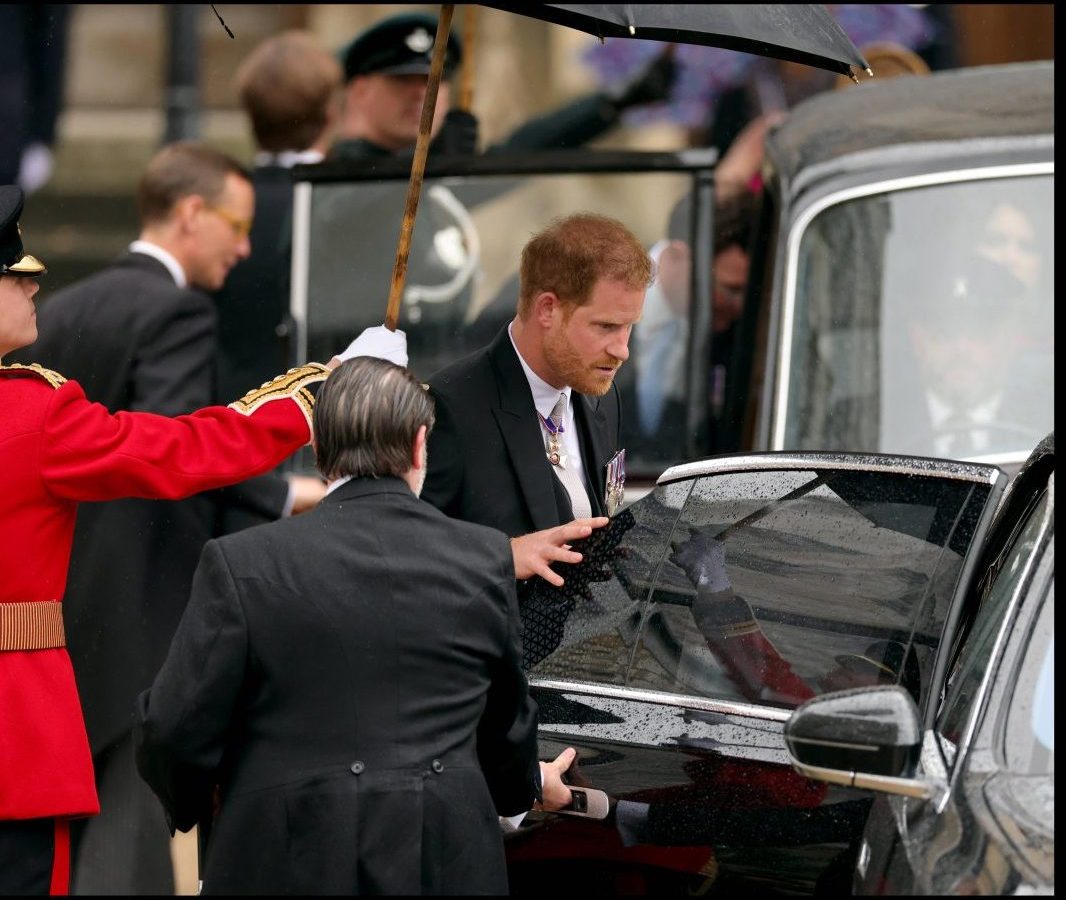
[423,213,651,592]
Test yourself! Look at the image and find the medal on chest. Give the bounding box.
[539,412,568,468]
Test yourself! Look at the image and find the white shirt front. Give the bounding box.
[507,322,589,494]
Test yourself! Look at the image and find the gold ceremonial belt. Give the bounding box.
[0,601,66,651]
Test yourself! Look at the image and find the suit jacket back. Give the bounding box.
[135,477,538,895]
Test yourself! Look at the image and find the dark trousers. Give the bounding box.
[69,732,174,895]
[0,818,59,894]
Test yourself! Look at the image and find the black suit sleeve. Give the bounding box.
[213,473,290,528]
[489,94,620,153]
[134,539,249,833]
[422,386,466,518]
[474,558,540,817]
[132,291,217,415]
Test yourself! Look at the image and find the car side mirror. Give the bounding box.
[784,686,936,799]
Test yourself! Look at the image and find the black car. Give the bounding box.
[502,434,1054,895]
[785,435,1054,894]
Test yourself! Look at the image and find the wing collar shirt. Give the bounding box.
[507,322,589,493]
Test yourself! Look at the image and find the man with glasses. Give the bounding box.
[7,141,321,893]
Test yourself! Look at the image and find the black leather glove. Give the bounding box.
[431,109,480,155]
[608,49,677,111]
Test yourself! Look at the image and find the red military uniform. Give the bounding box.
[0,361,329,822]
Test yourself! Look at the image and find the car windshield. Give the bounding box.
[782,173,1053,465]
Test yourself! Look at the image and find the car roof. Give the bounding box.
[765,60,1054,195]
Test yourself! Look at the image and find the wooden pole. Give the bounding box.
[457,5,477,112]
[384,3,455,332]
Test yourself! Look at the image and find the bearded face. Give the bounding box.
[540,278,645,396]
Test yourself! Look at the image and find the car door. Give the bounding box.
[507,452,1006,895]
[855,450,1054,895]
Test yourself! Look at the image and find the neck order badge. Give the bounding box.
[605,449,625,516]
[541,395,592,520]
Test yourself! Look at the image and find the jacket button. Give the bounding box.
[431,759,444,774]
[350,761,365,775]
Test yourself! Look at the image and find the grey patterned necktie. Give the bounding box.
[544,393,592,521]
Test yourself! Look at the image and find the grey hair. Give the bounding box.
[313,357,435,481]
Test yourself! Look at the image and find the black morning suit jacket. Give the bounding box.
[135,477,539,895]
[12,252,287,755]
[423,326,621,539]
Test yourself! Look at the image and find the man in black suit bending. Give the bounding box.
[423,213,651,589]
[135,357,575,895]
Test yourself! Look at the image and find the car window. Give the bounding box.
[627,464,994,711]
[524,480,691,684]
[1006,593,1054,775]
[782,173,1053,464]
[936,485,1051,766]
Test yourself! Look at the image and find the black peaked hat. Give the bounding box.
[342,12,462,81]
[0,185,46,277]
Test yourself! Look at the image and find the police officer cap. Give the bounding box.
[342,13,462,81]
[0,185,46,277]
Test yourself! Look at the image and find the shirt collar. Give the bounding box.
[507,321,571,421]
[128,240,188,288]
[253,149,325,169]
[325,475,353,496]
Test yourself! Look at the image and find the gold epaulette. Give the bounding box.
[228,363,331,434]
[0,362,67,389]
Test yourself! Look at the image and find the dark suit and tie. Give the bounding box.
[423,327,619,538]
[423,326,624,666]
[422,213,651,664]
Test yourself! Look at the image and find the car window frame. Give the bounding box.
[933,472,1054,783]
[770,162,1054,464]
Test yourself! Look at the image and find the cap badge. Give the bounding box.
[406,27,433,54]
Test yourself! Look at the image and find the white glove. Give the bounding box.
[336,325,408,367]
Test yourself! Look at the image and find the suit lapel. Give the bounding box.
[488,331,565,531]
[573,393,609,517]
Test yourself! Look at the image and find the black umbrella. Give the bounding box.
[383,4,869,330]
[481,4,870,80]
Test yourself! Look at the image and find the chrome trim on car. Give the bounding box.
[657,453,1000,486]
[773,162,1055,452]
[947,474,1055,790]
[792,761,939,800]
[529,678,792,722]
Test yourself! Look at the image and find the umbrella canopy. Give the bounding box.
[579,4,937,128]
[481,3,870,79]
